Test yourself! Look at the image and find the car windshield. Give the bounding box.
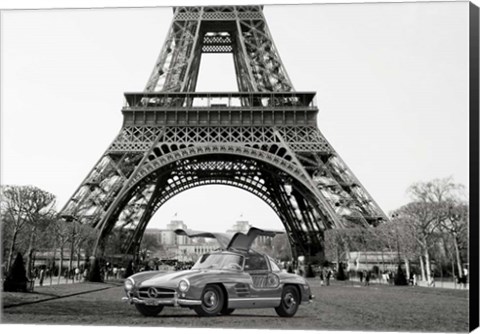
[192,253,244,271]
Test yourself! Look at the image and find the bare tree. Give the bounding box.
[324,229,344,267]
[393,201,442,282]
[73,224,97,270]
[440,201,468,277]
[387,217,420,279]
[1,186,32,271]
[396,177,466,282]
[140,233,162,254]
[104,227,131,257]
[50,219,72,283]
[324,228,363,270]
[408,177,464,203]
[1,185,55,274]
[67,222,81,279]
[24,191,56,279]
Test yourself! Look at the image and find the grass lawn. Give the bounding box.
[1,279,469,332]
[2,282,113,308]
[310,280,469,332]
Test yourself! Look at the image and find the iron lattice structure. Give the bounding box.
[60,5,388,258]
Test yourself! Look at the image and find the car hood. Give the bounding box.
[137,269,222,288]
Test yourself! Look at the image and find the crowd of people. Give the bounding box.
[30,265,89,286]
[311,266,469,289]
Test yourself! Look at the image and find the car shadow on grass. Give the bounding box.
[225,314,307,319]
[152,313,301,319]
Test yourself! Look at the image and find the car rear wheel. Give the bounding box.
[194,285,224,317]
[135,304,164,317]
[220,308,235,316]
[275,285,299,317]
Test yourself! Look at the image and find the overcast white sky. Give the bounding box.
[1,1,470,233]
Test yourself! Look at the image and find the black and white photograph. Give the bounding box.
[1,0,478,333]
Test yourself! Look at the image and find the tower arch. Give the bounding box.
[98,150,330,258]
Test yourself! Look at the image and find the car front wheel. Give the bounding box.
[194,285,224,317]
[275,285,300,317]
[135,304,164,317]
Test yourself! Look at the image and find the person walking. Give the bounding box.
[365,270,370,286]
[462,268,468,288]
[429,273,435,287]
[125,261,134,278]
[323,268,331,286]
[39,268,45,287]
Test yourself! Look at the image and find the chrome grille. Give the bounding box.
[138,287,175,299]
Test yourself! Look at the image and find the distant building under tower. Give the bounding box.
[143,214,277,262]
[144,215,218,262]
[226,216,251,234]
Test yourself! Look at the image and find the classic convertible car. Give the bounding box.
[122,227,314,317]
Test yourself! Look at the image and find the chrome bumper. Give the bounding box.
[122,293,201,307]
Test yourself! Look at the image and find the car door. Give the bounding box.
[241,253,282,308]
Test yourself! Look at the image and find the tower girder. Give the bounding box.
[60,5,388,260]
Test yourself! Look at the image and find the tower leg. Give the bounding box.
[87,256,103,282]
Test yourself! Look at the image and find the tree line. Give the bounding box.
[1,185,97,282]
[324,177,468,283]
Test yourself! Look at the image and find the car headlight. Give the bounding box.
[178,279,190,292]
[124,278,134,291]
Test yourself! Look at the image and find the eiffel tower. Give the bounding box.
[60,5,388,259]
